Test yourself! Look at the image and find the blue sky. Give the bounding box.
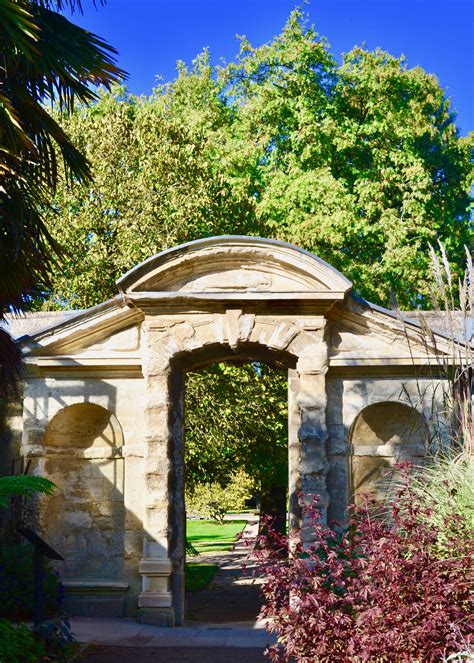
[75,0,473,135]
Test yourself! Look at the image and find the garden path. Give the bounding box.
[75,517,275,661]
[185,516,265,624]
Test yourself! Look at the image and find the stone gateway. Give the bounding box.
[3,236,452,625]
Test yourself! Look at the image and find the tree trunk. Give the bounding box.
[259,483,287,535]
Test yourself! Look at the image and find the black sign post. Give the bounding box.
[18,527,64,627]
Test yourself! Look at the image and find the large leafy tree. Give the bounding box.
[221,14,472,304]
[21,10,473,498]
[0,0,123,394]
[40,10,472,310]
[37,57,255,308]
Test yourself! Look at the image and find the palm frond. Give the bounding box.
[0,474,55,509]
[0,0,126,394]
[29,0,106,14]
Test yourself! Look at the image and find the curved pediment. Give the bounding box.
[117,236,352,296]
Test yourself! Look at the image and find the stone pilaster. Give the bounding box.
[287,368,302,534]
[137,322,174,625]
[295,335,329,540]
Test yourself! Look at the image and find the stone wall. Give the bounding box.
[2,345,448,620]
[1,343,448,621]
[4,237,456,623]
[20,376,147,615]
[326,375,444,523]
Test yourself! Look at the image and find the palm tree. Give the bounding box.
[0,0,124,396]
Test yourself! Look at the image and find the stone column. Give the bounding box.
[168,367,185,626]
[287,368,302,534]
[137,322,174,625]
[296,337,329,541]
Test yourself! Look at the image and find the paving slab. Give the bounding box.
[79,645,267,662]
[71,616,277,649]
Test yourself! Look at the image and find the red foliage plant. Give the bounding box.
[254,468,473,662]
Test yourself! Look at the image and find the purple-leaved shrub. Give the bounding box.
[254,466,473,662]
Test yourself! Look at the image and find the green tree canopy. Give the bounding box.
[23,9,473,498]
[40,9,472,310]
[185,363,288,494]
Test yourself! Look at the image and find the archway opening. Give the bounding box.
[183,359,289,623]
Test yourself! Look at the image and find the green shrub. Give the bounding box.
[0,619,46,663]
[0,544,63,619]
[186,482,229,522]
[186,469,255,522]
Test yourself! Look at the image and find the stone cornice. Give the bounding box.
[125,290,347,317]
[25,354,143,378]
[22,299,143,357]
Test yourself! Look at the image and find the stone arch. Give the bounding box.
[349,401,427,503]
[171,340,298,372]
[42,403,125,580]
[167,338,300,622]
[123,236,347,625]
[139,313,330,625]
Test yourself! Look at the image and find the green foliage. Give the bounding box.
[186,470,254,522]
[40,66,254,309]
[0,543,63,620]
[222,16,472,307]
[188,469,254,521]
[0,475,55,509]
[186,482,233,523]
[224,469,256,511]
[39,9,472,311]
[185,563,217,591]
[0,619,46,663]
[185,363,287,493]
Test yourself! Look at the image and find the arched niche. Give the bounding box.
[350,401,427,503]
[42,403,125,579]
[44,403,123,453]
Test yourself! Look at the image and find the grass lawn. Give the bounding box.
[186,519,247,554]
[185,563,218,591]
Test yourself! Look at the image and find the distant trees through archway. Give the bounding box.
[184,361,288,530]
